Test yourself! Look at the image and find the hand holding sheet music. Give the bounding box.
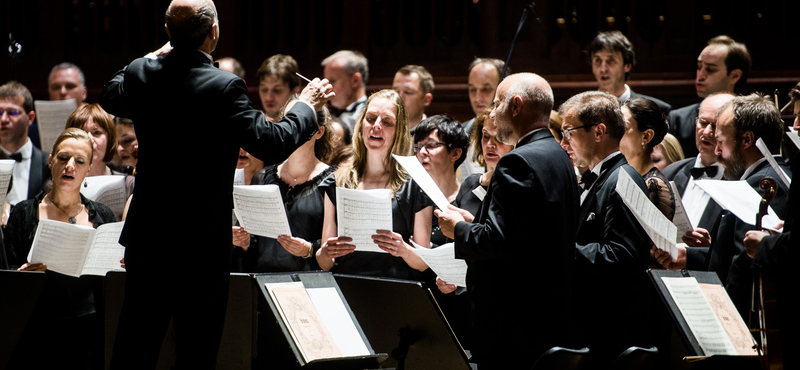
[411,241,467,287]
[233,185,292,239]
[392,154,451,210]
[335,187,393,253]
[615,169,678,261]
[28,220,126,277]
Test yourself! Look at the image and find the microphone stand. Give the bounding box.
[500,0,540,81]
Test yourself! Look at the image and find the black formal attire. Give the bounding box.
[687,160,791,320]
[231,165,335,273]
[319,174,434,281]
[662,157,725,231]
[573,152,654,367]
[3,142,50,204]
[667,103,701,159]
[453,129,579,369]
[630,90,672,115]
[753,152,799,368]
[5,192,116,370]
[100,47,319,370]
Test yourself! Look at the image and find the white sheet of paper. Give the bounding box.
[306,287,371,357]
[80,222,126,276]
[29,220,125,277]
[411,241,468,287]
[233,185,292,238]
[392,154,451,210]
[669,181,694,243]
[336,187,392,253]
[81,175,128,219]
[233,168,246,186]
[0,159,15,205]
[662,277,738,356]
[34,99,77,154]
[694,180,781,230]
[755,138,791,188]
[615,169,678,261]
[786,129,800,150]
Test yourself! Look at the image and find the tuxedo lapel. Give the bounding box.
[577,154,626,231]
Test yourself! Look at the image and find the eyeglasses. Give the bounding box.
[695,116,714,127]
[0,109,22,117]
[413,141,449,154]
[561,124,598,141]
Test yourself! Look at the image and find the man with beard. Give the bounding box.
[435,73,579,370]
[655,93,790,319]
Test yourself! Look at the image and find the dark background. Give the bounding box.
[2,0,799,123]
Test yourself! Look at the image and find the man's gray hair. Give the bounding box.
[503,73,553,123]
[165,0,217,49]
[48,62,86,86]
[321,50,369,87]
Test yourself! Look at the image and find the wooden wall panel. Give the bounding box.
[1,0,798,124]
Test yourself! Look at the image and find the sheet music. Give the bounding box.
[233,168,246,186]
[81,222,126,276]
[615,169,678,261]
[411,241,468,287]
[81,175,128,219]
[34,99,77,154]
[786,129,800,151]
[266,282,342,362]
[755,138,791,188]
[306,287,371,357]
[29,219,95,277]
[694,180,781,230]
[392,154,451,210]
[335,187,392,253]
[233,185,292,238]
[669,181,694,243]
[662,277,738,356]
[698,283,758,356]
[0,160,15,205]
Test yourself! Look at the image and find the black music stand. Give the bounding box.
[333,274,472,370]
[0,270,46,369]
[648,269,760,370]
[104,271,258,370]
[254,271,386,370]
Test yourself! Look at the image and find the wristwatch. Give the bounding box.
[303,242,314,259]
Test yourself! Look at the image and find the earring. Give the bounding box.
[84,179,88,188]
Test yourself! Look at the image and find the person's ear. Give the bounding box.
[423,93,433,108]
[642,128,655,146]
[594,123,607,142]
[741,130,754,149]
[728,69,742,87]
[450,148,463,162]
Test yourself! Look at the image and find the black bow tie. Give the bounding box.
[690,166,718,179]
[9,152,22,162]
[580,170,598,189]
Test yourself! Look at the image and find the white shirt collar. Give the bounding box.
[617,84,632,104]
[693,154,724,180]
[741,157,768,180]
[591,151,622,177]
[2,138,32,159]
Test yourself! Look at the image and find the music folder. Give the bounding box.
[648,269,760,370]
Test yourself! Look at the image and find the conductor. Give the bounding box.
[99,0,334,369]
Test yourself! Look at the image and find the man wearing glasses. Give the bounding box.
[659,93,734,268]
[0,81,50,206]
[558,90,653,367]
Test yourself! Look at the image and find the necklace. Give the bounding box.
[48,194,82,224]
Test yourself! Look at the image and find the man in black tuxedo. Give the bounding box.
[586,30,671,114]
[660,93,734,258]
[100,1,333,368]
[0,81,50,206]
[559,91,653,366]
[436,73,579,370]
[668,35,751,159]
[656,93,790,319]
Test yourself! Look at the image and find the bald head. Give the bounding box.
[695,93,735,165]
[165,0,218,50]
[491,73,554,143]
